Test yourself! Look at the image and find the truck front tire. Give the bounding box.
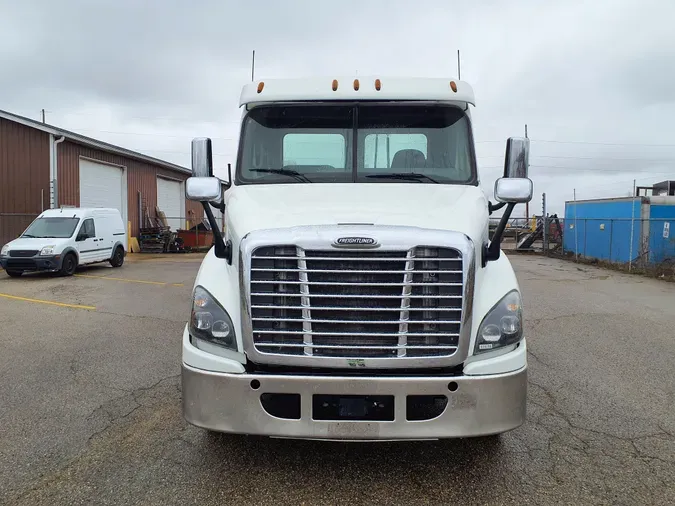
[5,270,22,278]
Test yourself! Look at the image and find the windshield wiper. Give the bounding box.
[21,234,37,238]
[366,173,439,184]
[250,168,312,183]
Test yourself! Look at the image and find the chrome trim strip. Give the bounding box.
[251,268,462,274]
[240,224,475,369]
[297,247,313,356]
[252,318,461,325]
[256,330,461,337]
[398,249,415,357]
[255,343,458,350]
[251,293,463,299]
[255,256,461,262]
[251,281,463,287]
[250,305,461,312]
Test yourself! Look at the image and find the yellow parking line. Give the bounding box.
[74,274,184,287]
[0,293,95,310]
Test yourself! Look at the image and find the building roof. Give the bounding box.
[0,108,190,174]
[239,76,476,107]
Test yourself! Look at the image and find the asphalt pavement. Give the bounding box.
[0,253,673,505]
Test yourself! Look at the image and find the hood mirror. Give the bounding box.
[191,137,214,178]
[495,137,533,203]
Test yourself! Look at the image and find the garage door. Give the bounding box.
[157,177,183,231]
[79,159,126,220]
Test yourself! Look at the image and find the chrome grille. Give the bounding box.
[250,246,463,359]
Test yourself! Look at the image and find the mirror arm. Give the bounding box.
[488,201,506,215]
[483,202,516,266]
[209,200,226,213]
[202,201,231,264]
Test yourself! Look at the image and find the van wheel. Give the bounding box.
[110,246,125,268]
[5,270,22,278]
[59,253,77,276]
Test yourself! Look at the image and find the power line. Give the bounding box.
[478,154,675,162]
[530,139,675,148]
[479,164,674,173]
[71,127,237,141]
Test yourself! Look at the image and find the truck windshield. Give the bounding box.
[236,104,476,185]
[22,217,80,238]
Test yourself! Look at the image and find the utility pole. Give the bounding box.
[573,189,578,260]
[542,192,548,253]
[251,50,256,82]
[629,179,636,272]
[525,124,529,220]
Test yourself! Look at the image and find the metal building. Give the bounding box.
[564,195,675,265]
[0,109,203,247]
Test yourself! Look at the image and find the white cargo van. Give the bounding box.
[0,207,127,277]
[181,76,533,441]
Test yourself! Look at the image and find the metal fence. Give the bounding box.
[0,213,38,249]
[491,215,674,271]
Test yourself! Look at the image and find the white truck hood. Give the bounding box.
[225,183,489,245]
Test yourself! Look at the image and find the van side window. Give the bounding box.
[81,219,96,239]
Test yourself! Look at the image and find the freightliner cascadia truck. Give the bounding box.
[181,76,533,441]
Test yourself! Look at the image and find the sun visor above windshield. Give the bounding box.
[239,77,476,107]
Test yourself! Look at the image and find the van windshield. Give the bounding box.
[22,217,80,238]
[236,103,477,185]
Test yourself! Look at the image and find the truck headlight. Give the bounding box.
[0,245,8,257]
[475,290,523,354]
[40,246,55,256]
[190,286,236,350]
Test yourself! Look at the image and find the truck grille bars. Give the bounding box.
[249,245,464,360]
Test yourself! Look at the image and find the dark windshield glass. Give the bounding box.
[238,105,353,184]
[236,104,476,185]
[22,217,80,238]
[357,105,474,183]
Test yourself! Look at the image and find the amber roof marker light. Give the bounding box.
[257,82,265,93]
[353,79,360,91]
[375,79,381,91]
[450,81,458,92]
[332,79,338,91]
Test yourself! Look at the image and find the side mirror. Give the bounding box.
[494,136,533,203]
[503,137,529,179]
[494,178,533,203]
[191,137,214,178]
[186,177,222,202]
[76,234,86,242]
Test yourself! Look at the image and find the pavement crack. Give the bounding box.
[527,348,553,369]
[527,312,611,325]
[95,310,187,323]
[85,373,180,443]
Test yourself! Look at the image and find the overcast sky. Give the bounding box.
[1,0,674,215]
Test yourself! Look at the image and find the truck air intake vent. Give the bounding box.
[249,245,463,360]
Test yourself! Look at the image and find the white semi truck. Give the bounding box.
[181,76,533,440]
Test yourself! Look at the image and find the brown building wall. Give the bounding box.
[0,118,50,214]
[56,140,201,237]
[0,118,50,246]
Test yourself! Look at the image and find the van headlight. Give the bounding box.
[474,290,523,354]
[190,286,237,350]
[40,245,56,256]
[0,245,8,257]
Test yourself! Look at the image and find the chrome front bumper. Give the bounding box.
[182,364,527,440]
